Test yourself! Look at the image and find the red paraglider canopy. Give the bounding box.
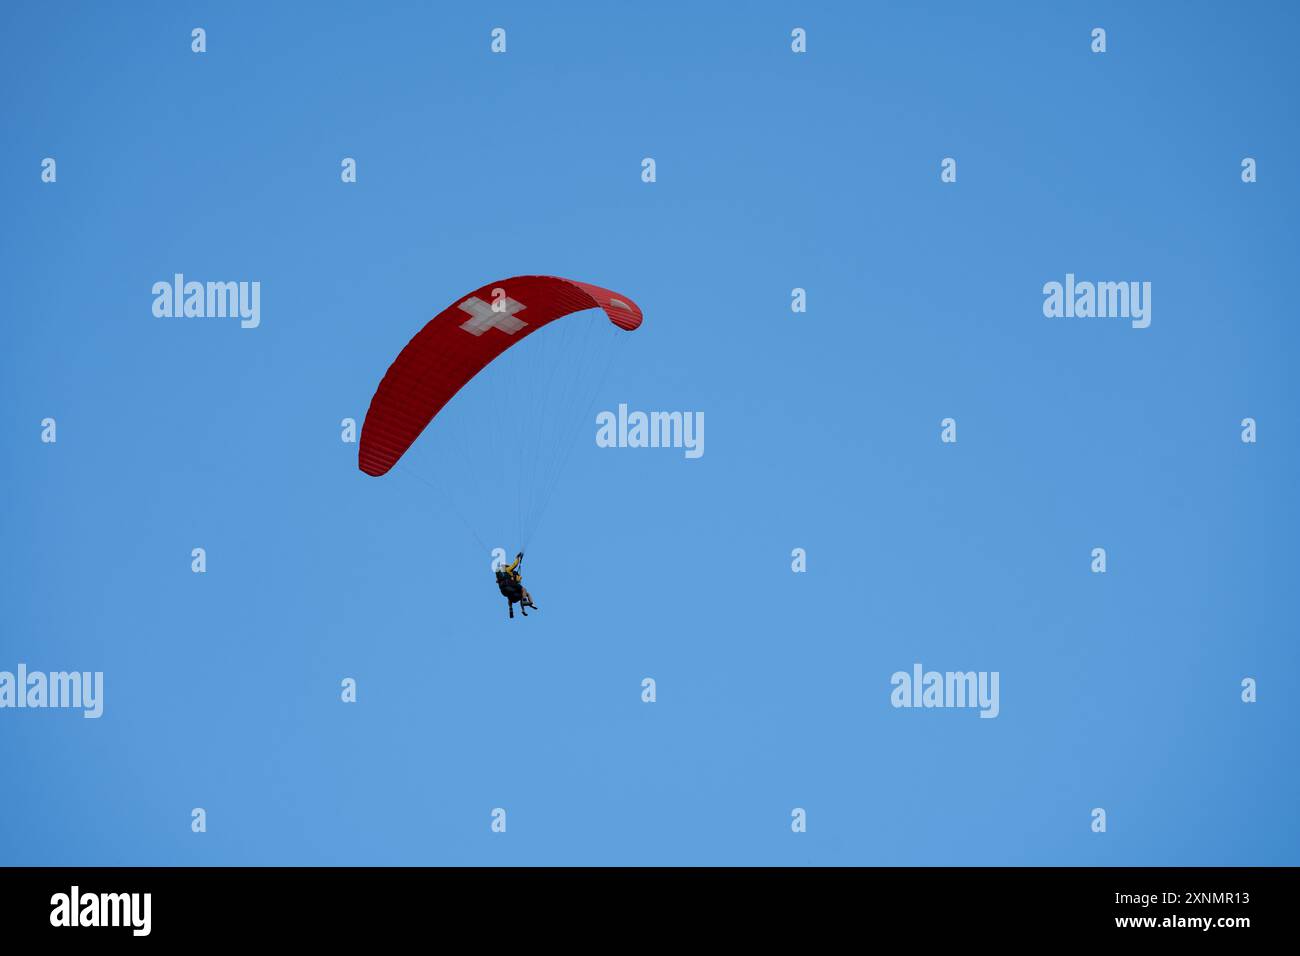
[359,275,642,477]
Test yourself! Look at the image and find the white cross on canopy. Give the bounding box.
[457,295,528,336]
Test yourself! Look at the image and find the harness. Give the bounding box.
[496,571,523,601]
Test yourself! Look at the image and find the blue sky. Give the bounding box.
[1,1,1297,865]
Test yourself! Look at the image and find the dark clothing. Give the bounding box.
[496,571,523,602]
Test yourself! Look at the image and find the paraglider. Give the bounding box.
[359,275,642,477]
[495,551,537,618]
[358,275,643,615]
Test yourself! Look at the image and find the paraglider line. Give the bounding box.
[394,461,491,554]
